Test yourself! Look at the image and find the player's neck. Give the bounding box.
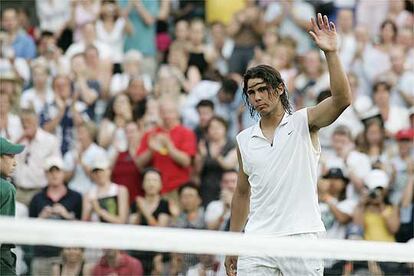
[260,109,284,130]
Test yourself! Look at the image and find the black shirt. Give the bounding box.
[130,198,170,226]
[29,187,82,257]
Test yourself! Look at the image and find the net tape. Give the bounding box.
[0,217,413,263]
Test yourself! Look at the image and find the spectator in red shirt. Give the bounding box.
[111,122,144,204]
[92,249,143,276]
[136,99,197,199]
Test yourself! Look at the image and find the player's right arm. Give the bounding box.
[225,146,250,276]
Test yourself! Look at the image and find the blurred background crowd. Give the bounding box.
[0,0,413,275]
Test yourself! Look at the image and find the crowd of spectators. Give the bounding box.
[0,0,413,275]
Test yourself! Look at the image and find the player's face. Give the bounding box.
[246,78,283,117]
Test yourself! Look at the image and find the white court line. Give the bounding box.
[0,217,413,263]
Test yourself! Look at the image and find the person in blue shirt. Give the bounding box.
[1,8,36,59]
[119,0,159,77]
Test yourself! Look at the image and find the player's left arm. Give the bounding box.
[307,13,352,131]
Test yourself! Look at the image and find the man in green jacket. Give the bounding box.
[0,136,25,276]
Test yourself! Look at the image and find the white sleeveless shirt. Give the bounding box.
[236,108,325,236]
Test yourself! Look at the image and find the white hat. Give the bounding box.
[91,159,110,171]
[44,156,64,170]
[364,169,389,190]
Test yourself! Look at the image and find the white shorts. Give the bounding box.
[237,233,324,276]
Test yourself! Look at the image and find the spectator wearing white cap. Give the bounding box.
[353,169,399,242]
[29,156,82,276]
[63,121,107,195]
[82,158,129,224]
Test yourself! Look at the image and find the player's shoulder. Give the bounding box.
[289,108,310,126]
[236,124,257,142]
[292,107,308,118]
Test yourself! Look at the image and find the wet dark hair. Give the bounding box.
[242,65,292,118]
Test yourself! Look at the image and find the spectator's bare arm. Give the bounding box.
[250,8,266,35]
[133,0,156,26]
[227,11,244,37]
[158,0,170,21]
[92,186,129,223]
[215,148,238,170]
[381,205,400,234]
[325,197,352,224]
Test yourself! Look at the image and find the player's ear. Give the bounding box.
[277,85,284,96]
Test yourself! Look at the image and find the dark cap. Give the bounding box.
[0,137,25,155]
[360,107,384,128]
[323,168,348,182]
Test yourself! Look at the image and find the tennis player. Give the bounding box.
[225,13,351,276]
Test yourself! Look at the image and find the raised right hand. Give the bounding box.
[225,255,238,276]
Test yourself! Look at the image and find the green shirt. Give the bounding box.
[0,177,15,217]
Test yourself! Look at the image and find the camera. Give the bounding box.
[368,188,382,199]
